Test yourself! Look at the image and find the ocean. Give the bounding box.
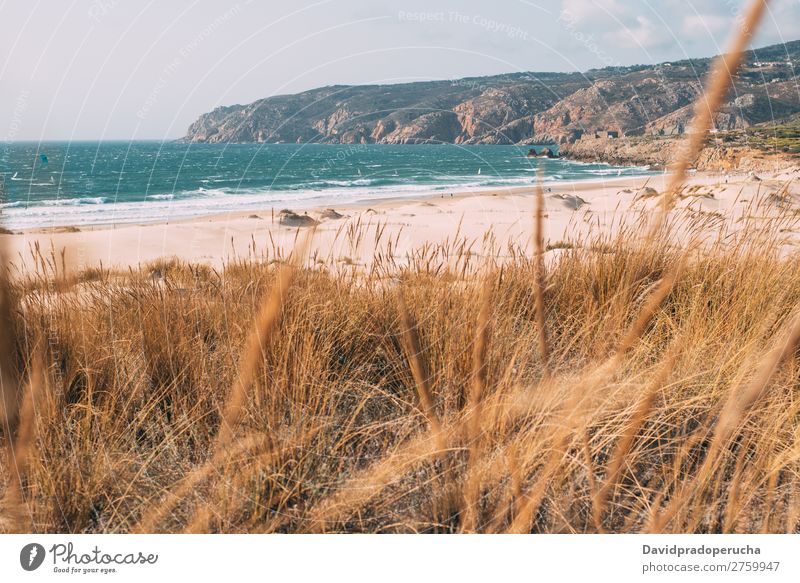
[0,142,655,230]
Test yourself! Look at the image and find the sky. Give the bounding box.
[1,0,798,141]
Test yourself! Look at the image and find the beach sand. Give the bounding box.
[2,170,799,273]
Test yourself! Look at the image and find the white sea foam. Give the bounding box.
[197,187,228,196]
[40,196,108,206]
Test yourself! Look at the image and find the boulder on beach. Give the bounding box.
[550,193,587,210]
[279,209,319,227]
[319,208,345,220]
[637,186,659,199]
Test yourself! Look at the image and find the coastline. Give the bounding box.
[2,169,798,272]
[0,149,656,233]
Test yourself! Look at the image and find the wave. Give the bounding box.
[585,168,622,175]
[40,196,108,206]
[197,187,229,196]
[289,178,384,189]
[142,187,229,200]
[304,178,377,188]
[586,168,649,176]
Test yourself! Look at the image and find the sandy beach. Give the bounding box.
[2,169,799,273]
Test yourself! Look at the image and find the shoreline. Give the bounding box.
[2,170,798,272]
[2,167,657,234]
[105,173,662,231]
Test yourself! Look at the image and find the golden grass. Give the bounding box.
[0,203,798,533]
[532,174,550,375]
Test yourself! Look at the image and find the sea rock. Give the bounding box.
[539,147,556,158]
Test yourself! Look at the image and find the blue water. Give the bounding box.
[0,142,654,229]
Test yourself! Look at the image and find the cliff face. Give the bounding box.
[183,41,800,145]
[560,135,674,168]
[532,75,703,143]
[561,116,800,173]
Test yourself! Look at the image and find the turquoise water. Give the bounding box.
[0,142,654,229]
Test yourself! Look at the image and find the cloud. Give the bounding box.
[611,14,671,49]
[682,13,730,37]
[559,1,673,51]
[559,0,627,24]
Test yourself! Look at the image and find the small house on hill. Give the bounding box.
[594,129,619,139]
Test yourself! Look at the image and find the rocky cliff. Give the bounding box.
[183,40,800,146]
[561,116,800,173]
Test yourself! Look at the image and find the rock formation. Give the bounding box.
[183,41,800,147]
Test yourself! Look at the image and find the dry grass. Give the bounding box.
[0,206,798,533]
